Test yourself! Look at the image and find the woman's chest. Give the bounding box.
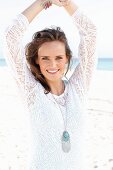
[30,90,84,137]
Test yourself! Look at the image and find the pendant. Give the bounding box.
[62,131,71,153]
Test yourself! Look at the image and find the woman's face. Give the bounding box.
[36,41,68,83]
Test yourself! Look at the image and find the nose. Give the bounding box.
[49,60,57,68]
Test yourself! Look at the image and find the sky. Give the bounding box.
[0,0,113,58]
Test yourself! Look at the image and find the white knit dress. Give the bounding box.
[4,9,97,170]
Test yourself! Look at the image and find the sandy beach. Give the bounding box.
[0,66,113,170]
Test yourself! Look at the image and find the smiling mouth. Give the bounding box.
[46,69,60,74]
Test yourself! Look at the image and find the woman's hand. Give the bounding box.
[40,0,71,9]
[40,0,52,9]
[52,0,71,7]
[41,0,78,16]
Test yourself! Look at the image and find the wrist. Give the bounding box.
[63,0,78,15]
[61,0,71,7]
[36,0,44,10]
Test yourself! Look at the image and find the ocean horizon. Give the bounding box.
[0,58,113,71]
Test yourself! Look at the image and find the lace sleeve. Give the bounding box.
[3,14,37,94]
[69,9,97,100]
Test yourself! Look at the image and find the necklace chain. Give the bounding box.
[51,82,68,130]
[50,80,71,153]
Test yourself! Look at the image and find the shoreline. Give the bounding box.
[0,66,113,100]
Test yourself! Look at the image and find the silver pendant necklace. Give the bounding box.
[62,130,71,153]
[52,82,71,153]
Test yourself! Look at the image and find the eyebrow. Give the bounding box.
[40,55,65,58]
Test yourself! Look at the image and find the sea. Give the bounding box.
[0,58,113,71]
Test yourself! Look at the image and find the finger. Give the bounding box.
[44,2,51,9]
[44,3,48,9]
[47,1,51,7]
[49,1,52,6]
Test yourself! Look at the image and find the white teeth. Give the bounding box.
[47,70,58,73]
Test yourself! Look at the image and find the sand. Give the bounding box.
[0,67,113,170]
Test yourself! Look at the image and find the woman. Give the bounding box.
[4,0,97,169]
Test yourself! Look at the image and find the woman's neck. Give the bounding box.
[48,80,65,96]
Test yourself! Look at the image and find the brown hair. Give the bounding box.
[25,27,72,93]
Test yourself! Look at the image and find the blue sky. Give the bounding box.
[0,0,113,58]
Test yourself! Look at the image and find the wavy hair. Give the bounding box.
[25,27,72,93]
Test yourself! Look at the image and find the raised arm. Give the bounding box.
[60,0,97,99]
[4,0,48,94]
[70,8,97,99]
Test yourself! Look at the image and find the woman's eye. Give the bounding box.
[42,57,48,60]
[56,56,63,60]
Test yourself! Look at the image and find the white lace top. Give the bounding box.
[4,9,97,170]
